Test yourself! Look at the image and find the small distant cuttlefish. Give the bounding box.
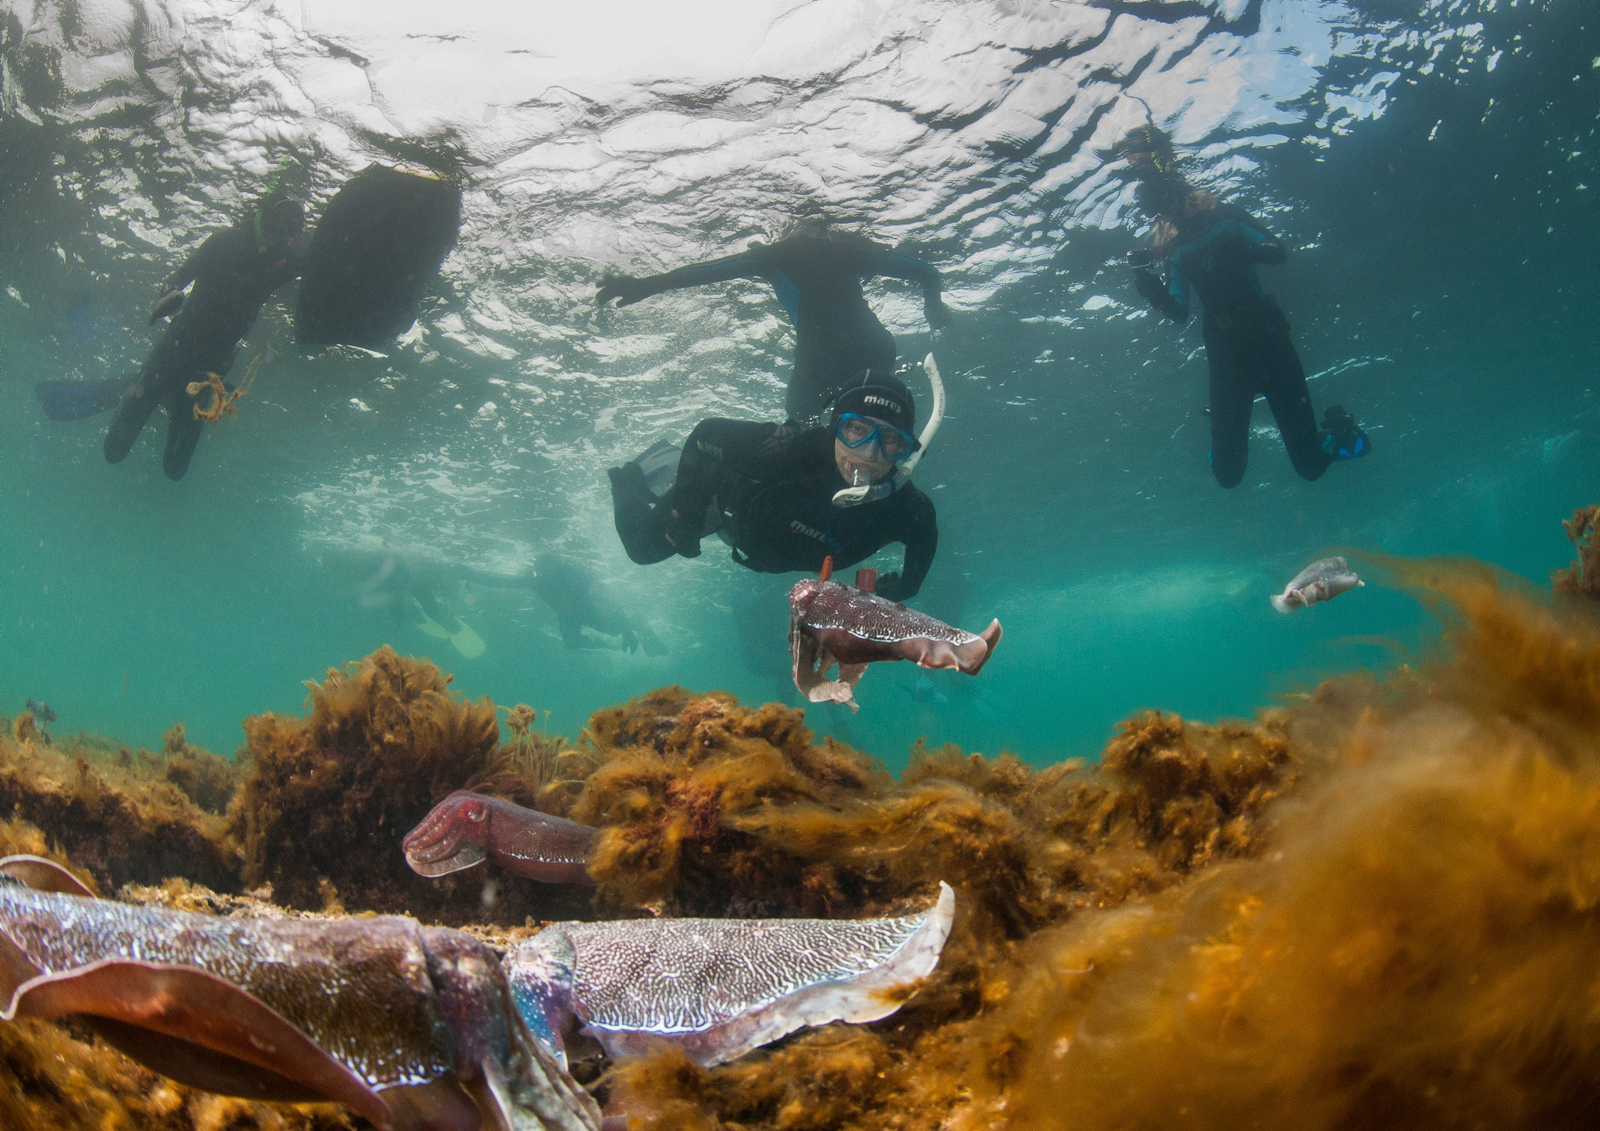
[1271,556,1364,613]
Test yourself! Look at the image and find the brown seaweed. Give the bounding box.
[1552,502,1600,601]
[0,725,238,895]
[230,645,593,924]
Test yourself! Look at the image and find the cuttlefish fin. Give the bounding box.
[0,854,96,898]
[965,620,1003,676]
[0,959,393,1129]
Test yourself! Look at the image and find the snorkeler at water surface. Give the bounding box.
[608,370,937,603]
[100,193,304,480]
[1118,128,1372,488]
[596,217,952,424]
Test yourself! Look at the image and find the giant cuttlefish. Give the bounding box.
[1271,556,1364,613]
[790,570,1001,712]
[403,790,597,884]
[0,855,953,1129]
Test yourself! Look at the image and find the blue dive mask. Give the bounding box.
[836,413,916,463]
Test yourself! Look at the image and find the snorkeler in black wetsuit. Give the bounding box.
[532,553,666,655]
[607,371,938,602]
[102,195,303,480]
[1119,133,1370,488]
[596,220,951,424]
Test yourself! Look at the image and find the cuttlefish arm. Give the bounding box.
[789,578,1002,711]
[505,882,956,1068]
[404,790,598,885]
[0,855,600,1131]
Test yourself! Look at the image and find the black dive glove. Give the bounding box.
[1133,269,1167,304]
[875,571,910,602]
[596,275,651,307]
[665,510,702,559]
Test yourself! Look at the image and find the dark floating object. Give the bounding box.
[403,790,598,884]
[789,566,1002,712]
[295,164,462,350]
[0,856,600,1131]
[1271,555,1365,613]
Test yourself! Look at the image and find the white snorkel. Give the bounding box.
[831,351,946,508]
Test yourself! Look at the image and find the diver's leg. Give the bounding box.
[608,464,677,565]
[161,396,205,481]
[413,588,460,633]
[1205,330,1253,489]
[103,366,164,464]
[556,612,586,649]
[1257,304,1329,482]
[785,346,835,425]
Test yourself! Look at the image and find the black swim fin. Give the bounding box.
[34,376,130,421]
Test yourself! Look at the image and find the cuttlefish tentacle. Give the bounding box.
[0,856,600,1131]
[403,791,598,885]
[505,881,956,1067]
[790,576,1002,711]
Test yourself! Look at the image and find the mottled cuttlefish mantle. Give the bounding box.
[790,571,1002,712]
[0,855,600,1131]
[1271,556,1365,613]
[505,881,957,1066]
[404,789,599,884]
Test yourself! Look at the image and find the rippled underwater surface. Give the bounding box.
[0,0,1594,765]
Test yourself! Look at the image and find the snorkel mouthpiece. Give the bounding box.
[832,466,873,508]
[832,353,946,509]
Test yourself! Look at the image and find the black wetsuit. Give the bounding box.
[611,420,938,602]
[105,219,297,480]
[1142,203,1329,488]
[609,233,946,422]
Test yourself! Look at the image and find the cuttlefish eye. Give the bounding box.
[463,801,488,823]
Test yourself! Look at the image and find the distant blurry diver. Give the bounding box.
[323,547,508,660]
[596,217,952,423]
[1117,128,1371,489]
[608,370,937,602]
[100,194,304,480]
[22,700,54,727]
[532,553,666,656]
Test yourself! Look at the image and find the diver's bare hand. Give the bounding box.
[149,288,185,324]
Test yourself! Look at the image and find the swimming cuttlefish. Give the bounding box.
[789,567,1002,712]
[1271,556,1365,613]
[0,853,954,1129]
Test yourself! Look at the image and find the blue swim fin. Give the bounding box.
[34,376,130,421]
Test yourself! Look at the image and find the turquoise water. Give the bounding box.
[0,0,1594,769]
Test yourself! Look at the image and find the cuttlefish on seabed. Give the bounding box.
[1271,556,1365,613]
[0,853,954,1129]
[790,565,1001,712]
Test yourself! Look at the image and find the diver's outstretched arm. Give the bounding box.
[150,231,230,323]
[865,252,951,329]
[597,253,764,307]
